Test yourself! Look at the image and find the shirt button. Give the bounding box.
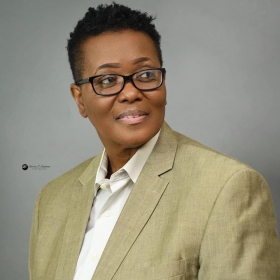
[92,255,99,261]
[104,210,111,217]
[100,183,108,189]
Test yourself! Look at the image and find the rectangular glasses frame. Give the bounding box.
[75,68,166,96]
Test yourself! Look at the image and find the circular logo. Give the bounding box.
[22,164,28,170]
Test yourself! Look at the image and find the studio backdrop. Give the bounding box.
[1,0,279,279]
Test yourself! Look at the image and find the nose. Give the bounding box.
[117,81,143,103]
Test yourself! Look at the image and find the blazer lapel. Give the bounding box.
[54,154,101,280]
[93,123,177,280]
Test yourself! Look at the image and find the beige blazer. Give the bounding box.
[29,122,280,280]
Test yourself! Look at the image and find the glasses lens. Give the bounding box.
[93,74,123,95]
[133,69,163,90]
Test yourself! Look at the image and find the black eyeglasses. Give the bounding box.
[76,68,166,96]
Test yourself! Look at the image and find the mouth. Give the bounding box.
[116,109,148,124]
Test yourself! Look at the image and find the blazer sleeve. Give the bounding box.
[198,169,280,279]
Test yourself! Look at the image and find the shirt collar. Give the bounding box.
[95,130,160,192]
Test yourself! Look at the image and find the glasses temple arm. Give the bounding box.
[76,78,90,86]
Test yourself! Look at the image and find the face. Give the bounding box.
[71,30,166,154]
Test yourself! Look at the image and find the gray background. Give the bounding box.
[1,0,279,279]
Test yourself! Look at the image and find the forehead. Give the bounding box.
[80,30,160,73]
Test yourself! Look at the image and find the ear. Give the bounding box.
[70,83,88,118]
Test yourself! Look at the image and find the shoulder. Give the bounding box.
[172,129,255,175]
[158,122,262,187]
[162,127,270,199]
[37,156,97,206]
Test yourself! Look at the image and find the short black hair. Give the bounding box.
[67,2,162,82]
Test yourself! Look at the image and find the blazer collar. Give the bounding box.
[146,121,177,175]
[79,153,102,186]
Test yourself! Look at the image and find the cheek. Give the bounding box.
[84,96,115,127]
[152,89,166,110]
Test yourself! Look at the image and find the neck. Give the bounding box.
[106,147,139,176]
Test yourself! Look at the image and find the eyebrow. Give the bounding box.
[95,63,121,74]
[94,57,152,74]
[132,57,151,64]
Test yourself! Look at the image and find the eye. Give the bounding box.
[136,70,157,82]
[94,75,118,88]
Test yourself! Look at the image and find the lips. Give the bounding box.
[116,109,148,120]
[116,109,148,124]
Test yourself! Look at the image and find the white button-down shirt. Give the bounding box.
[73,131,160,280]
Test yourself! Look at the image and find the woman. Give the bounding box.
[29,3,280,280]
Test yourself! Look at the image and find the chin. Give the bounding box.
[120,129,158,148]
